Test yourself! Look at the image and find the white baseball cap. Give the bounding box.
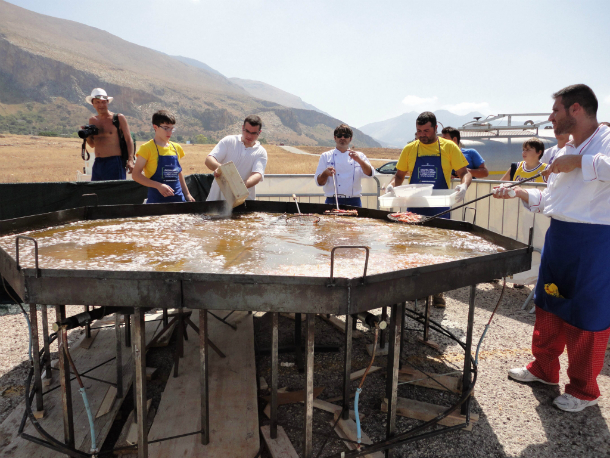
[86,88,113,104]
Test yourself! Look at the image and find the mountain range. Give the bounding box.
[359,110,484,148]
[0,1,379,147]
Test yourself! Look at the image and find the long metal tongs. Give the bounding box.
[398,172,543,225]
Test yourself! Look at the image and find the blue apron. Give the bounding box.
[534,218,610,331]
[408,140,449,218]
[146,142,185,204]
[91,156,126,181]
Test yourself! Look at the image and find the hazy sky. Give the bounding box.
[7,0,610,127]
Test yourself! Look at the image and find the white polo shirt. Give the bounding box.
[314,149,375,197]
[524,125,610,224]
[540,144,562,165]
[206,135,267,201]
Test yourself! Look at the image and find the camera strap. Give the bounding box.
[81,139,90,161]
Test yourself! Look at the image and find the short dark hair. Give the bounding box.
[244,115,263,130]
[152,110,176,126]
[552,84,598,117]
[523,137,545,159]
[441,126,460,144]
[334,123,353,138]
[416,111,437,127]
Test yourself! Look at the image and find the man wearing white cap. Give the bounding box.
[85,88,134,181]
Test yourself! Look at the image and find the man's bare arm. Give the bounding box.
[205,155,222,177]
[454,167,472,186]
[469,164,489,178]
[389,169,409,187]
[119,114,135,173]
[245,172,263,189]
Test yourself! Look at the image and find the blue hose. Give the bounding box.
[78,387,97,452]
[355,387,362,445]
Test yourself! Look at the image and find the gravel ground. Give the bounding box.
[1,283,610,457]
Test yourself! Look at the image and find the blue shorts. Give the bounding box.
[91,156,126,181]
[325,196,362,207]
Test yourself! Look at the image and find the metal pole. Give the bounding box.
[385,303,403,458]
[461,285,477,416]
[304,314,315,458]
[162,308,169,327]
[380,306,387,349]
[271,312,279,439]
[84,305,91,339]
[174,307,184,378]
[423,296,431,342]
[199,309,210,445]
[295,313,303,373]
[125,313,131,348]
[133,308,148,458]
[56,305,74,450]
[342,314,352,420]
[29,304,43,412]
[399,302,406,370]
[41,305,52,382]
[115,313,123,399]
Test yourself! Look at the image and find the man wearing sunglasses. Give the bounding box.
[315,124,375,207]
[84,88,135,181]
[205,115,268,202]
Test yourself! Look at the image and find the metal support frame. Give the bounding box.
[380,306,387,349]
[162,308,169,326]
[84,306,91,339]
[134,308,148,458]
[295,313,303,373]
[461,285,477,416]
[270,312,279,439]
[342,314,353,420]
[115,313,123,399]
[199,309,210,445]
[29,304,43,412]
[56,305,75,451]
[41,305,52,382]
[304,313,315,458]
[399,302,406,370]
[385,303,403,458]
[124,313,131,347]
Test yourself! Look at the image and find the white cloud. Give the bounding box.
[402,95,438,108]
[441,102,490,115]
[604,95,610,104]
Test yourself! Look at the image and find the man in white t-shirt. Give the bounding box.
[540,130,570,165]
[205,115,268,201]
[314,124,375,207]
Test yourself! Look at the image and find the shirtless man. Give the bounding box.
[85,88,134,181]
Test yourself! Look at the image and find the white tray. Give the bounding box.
[379,189,457,209]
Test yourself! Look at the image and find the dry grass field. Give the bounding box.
[0,135,388,182]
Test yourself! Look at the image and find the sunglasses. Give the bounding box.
[335,134,352,139]
[243,127,261,136]
[157,125,176,133]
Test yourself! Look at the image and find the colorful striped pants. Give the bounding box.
[527,307,610,401]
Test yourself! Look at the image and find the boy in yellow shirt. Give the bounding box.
[500,138,547,183]
[132,110,195,203]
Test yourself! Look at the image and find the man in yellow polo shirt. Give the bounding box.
[389,111,472,307]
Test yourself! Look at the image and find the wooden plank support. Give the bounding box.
[41,305,52,384]
[78,329,100,350]
[461,284,477,416]
[397,368,462,394]
[96,386,118,419]
[115,313,123,399]
[319,314,363,338]
[332,412,384,458]
[297,398,363,421]
[380,397,479,431]
[261,425,299,458]
[133,308,148,458]
[350,366,381,381]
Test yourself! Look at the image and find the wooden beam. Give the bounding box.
[381,397,478,431]
[397,368,462,394]
[78,329,100,350]
[95,386,117,419]
[261,425,299,458]
[318,315,363,338]
[262,387,324,406]
[332,412,384,458]
[350,366,381,381]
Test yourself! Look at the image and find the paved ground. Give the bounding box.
[254,282,610,458]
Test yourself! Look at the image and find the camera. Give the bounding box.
[78,124,99,139]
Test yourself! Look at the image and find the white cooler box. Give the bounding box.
[379,189,458,209]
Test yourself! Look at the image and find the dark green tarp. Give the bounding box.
[0,174,215,221]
